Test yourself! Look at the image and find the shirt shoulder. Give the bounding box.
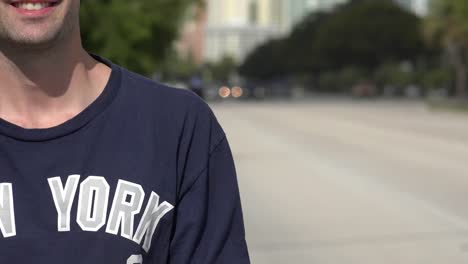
[114,67,228,193]
[115,66,226,152]
[120,67,206,112]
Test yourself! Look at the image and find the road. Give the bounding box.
[211,99,468,264]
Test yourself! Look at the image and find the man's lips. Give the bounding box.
[6,0,60,16]
[7,0,59,4]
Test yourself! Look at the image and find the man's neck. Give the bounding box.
[0,34,111,129]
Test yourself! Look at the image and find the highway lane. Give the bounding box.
[211,100,468,264]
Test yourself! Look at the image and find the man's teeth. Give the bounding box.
[16,2,52,10]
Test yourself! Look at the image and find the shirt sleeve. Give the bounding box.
[169,127,250,263]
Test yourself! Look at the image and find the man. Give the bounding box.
[0,0,250,263]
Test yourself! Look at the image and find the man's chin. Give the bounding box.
[1,30,62,51]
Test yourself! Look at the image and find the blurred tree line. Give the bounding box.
[80,0,200,76]
[425,0,468,98]
[239,0,468,98]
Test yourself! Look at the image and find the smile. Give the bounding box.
[10,1,58,11]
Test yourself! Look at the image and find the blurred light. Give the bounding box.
[219,86,231,98]
[231,86,244,98]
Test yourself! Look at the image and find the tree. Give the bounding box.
[80,0,198,76]
[160,49,198,81]
[374,63,414,88]
[421,67,453,91]
[205,56,237,82]
[239,39,286,80]
[283,11,331,74]
[313,0,423,71]
[239,0,425,84]
[425,0,468,98]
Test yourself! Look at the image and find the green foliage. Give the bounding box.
[317,67,367,92]
[239,12,331,79]
[239,39,286,80]
[425,0,468,46]
[160,49,198,81]
[339,67,368,88]
[240,0,425,82]
[374,63,414,88]
[80,0,197,76]
[314,0,423,70]
[205,56,237,82]
[318,71,341,92]
[421,67,453,90]
[283,12,330,73]
[425,0,468,97]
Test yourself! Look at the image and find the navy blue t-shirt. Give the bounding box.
[0,57,250,263]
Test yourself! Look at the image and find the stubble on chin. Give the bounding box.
[0,3,80,54]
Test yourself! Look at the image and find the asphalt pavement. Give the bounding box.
[211,99,468,264]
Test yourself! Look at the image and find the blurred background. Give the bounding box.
[81,0,468,263]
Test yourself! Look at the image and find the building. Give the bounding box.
[203,0,349,63]
[175,3,207,65]
[283,0,349,32]
[202,0,430,64]
[204,0,282,63]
